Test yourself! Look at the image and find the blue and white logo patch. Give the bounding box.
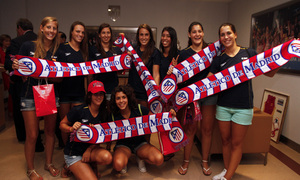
[150,100,163,113]
[169,127,184,143]
[76,125,93,142]
[161,78,176,95]
[18,57,36,76]
[175,90,189,106]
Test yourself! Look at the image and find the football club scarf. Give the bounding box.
[148,41,223,114]
[155,40,223,103]
[173,39,300,111]
[13,53,132,77]
[158,117,189,155]
[73,112,172,144]
[72,112,188,155]
[113,35,161,102]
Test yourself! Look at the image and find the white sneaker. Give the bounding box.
[136,156,147,173]
[120,165,127,174]
[212,168,227,180]
[221,177,227,180]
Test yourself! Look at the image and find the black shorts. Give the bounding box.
[114,136,147,154]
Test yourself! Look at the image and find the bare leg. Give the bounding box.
[69,161,97,180]
[177,104,197,175]
[136,144,164,166]
[200,104,216,175]
[218,120,232,170]
[90,147,112,165]
[43,113,60,176]
[224,122,249,179]
[44,114,57,164]
[59,103,72,145]
[23,110,42,179]
[23,111,39,170]
[113,146,131,171]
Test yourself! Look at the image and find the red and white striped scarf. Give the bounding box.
[149,41,223,113]
[172,39,300,111]
[14,53,132,77]
[113,35,162,102]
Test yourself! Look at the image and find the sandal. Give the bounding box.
[61,163,72,178]
[44,164,60,177]
[178,160,189,175]
[27,169,43,180]
[201,160,212,176]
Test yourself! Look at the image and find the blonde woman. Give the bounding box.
[12,16,61,180]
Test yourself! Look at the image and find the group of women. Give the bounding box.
[11,15,270,180]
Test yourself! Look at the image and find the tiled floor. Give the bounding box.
[0,116,299,180]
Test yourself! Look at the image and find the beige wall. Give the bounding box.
[228,0,299,144]
[0,0,228,49]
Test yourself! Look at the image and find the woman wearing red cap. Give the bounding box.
[60,80,112,179]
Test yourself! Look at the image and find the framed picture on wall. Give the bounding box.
[250,0,300,73]
[260,88,289,143]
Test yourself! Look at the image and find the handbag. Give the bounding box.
[32,79,57,117]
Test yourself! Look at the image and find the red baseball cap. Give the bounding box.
[88,80,106,93]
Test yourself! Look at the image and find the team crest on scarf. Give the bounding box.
[18,57,36,75]
[161,78,176,95]
[124,55,132,67]
[114,37,123,45]
[150,100,163,113]
[169,127,184,143]
[290,41,300,55]
[76,125,93,142]
[175,91,189,106]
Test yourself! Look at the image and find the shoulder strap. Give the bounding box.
[111,114,114,122]
[138,104,142,116]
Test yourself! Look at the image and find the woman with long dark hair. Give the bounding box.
[109,85,176,174]
[210,23,258,180]
[176,22,217,176]
[127,24,161,108]
[159,26,179,81]
[89,23,122,100]
[60,80,112,179]
[58,21,89,145]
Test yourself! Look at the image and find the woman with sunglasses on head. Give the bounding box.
[12,16,61,180]
[60,80,112,180]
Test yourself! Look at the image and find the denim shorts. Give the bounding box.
[20,97,59,111]
[59,96,84,104]
[198,95,218,106]
[216,105,253,125]
[64,155,82,168]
